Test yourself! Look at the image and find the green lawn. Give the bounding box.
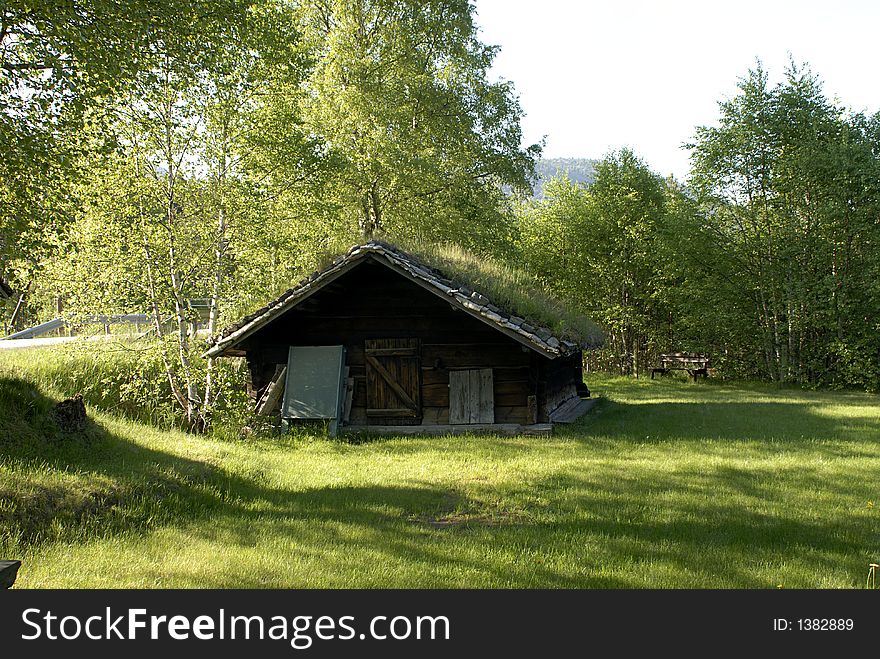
[1,359,878,588]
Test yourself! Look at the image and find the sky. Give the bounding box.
[473,0,880,180]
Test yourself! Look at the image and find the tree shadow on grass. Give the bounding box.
[5,375,877,588]
[2,397,631,587]
[522,469,877,588]
[1,375,249,552]
[565,396,880,448]
[161,461,877,588]
[152,482,635,589]
[1,377,617,587]
[11,426,873,588]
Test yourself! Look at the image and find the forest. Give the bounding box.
[2,0,880,431]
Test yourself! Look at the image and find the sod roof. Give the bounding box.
[205,241,603,359]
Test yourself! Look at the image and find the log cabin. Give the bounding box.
[204,241,603,434]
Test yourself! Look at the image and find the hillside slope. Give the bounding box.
[532,158,598,197]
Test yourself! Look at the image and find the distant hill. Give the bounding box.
[531,158,598,198]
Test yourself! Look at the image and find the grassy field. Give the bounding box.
[1,349,879,588]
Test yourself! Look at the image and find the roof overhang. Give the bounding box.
[204,243,594,360]
[204,251,372,358]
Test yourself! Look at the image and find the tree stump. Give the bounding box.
[53,394,87,432]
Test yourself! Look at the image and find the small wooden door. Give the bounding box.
[365,338,421,424]
[449,369,494,424]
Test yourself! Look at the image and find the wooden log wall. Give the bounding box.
[240,259,581,426]
[537,352,584,420]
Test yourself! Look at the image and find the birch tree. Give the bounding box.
[689,62,880,386]
[295,0,539,250]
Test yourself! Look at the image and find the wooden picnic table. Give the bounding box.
[651,353,710,383]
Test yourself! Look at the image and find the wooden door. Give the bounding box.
[449,369,494,424]
[365,338,421,424]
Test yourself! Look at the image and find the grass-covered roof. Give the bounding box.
[207,240,602,358]
[391,241,601,347]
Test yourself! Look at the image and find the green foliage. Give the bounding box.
[0,343,249,431]
[292,0,540,243]
[518,150,679,374]
[688,62,880,388]
[517,64,880,389]
[532,158,598,198]
[0,0,253,268]
[0,0,549,426]
[4,0,880,414]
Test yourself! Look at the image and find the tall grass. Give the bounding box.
[0,341,249,431]
[403,241,602,345]
[0,372,234,558]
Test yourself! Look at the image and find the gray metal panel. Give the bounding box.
[2,318,66,340]
[282,346,346,420]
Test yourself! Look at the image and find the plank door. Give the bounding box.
[365,338,421,425]
[449,369,495,424]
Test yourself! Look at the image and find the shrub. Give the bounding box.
[0,341,251,433]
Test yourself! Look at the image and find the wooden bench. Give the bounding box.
[651,353,710,382]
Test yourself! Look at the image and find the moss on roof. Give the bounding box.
[368,240,602,348]
[211,240,603,356]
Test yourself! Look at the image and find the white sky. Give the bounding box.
[474,0,880,180]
